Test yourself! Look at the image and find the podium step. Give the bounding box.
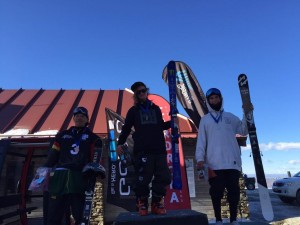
[113,209,208,225]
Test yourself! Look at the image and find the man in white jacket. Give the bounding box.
[195,88,250,225]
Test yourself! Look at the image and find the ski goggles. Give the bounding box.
[136,88,148,95]
[206,88,221,98]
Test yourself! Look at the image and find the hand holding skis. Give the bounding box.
[196,161,204,170]
[116,145,124,156]
[171,116,179,124]
[242,103,254,113]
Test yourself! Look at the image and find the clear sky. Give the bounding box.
[1,0,299,175]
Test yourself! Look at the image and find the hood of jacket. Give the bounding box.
[206,97,224,116]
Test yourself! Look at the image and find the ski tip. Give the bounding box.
[263,213,274,221]
[167,61,177,76]
[238,74,248,86]
[257,184,274,221]
[167,60,176,66]
[238,73,247,79]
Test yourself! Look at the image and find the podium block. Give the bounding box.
[113,209,208,225]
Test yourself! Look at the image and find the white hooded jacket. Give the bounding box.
[195,99,248,171]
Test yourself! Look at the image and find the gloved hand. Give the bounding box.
[82,162,106,179]
[119,145,133,168]
[28,167,52,191]
[242,103,254,113]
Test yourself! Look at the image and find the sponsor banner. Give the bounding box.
[105,108,136,212]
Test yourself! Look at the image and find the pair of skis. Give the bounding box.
[166,61,182,190]
[238,74,274,221]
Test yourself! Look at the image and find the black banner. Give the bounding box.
[162,61,208,128]
[105,108,136,211]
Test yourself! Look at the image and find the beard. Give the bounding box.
[209,102,222,111]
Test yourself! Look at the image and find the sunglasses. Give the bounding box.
[136,88,148,95]
[206,88,221,98]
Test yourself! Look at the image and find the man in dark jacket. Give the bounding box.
[117,81,171,216]
[44,106,105,225]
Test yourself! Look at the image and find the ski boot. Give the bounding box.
[151,197,166,215]
[137,197,148,216]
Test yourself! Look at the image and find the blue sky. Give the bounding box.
[1,0,299,175]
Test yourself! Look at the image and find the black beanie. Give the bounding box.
[73,106,89,119]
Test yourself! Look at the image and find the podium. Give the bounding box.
[113,209,208,225]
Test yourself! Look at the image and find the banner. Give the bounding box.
[105,108,136,211]
[162,61,208,128]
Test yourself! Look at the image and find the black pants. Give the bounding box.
[209,169,240,223]
[133,153,171,199]
[47,193,85,225]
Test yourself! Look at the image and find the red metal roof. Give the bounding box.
[0,88,198,138]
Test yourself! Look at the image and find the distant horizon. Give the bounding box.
[245,173,293,179]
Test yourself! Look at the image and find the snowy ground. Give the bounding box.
[246,189,300,224]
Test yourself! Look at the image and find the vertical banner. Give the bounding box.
[149,94,191,210]
[162,61,208,128]
[105,108,136,211]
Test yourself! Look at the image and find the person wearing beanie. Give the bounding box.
[43,106,105,225]
[195,88,252,225]
[116,81,172,216]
